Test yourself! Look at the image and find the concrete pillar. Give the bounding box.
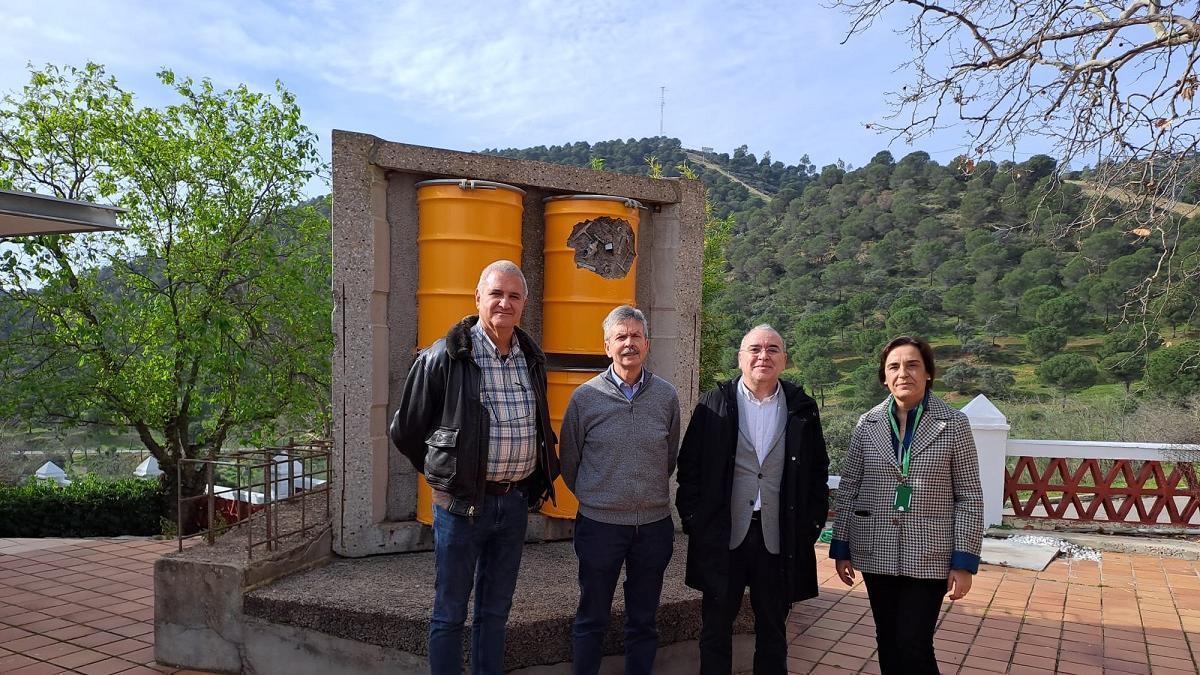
[961,394,1010,528]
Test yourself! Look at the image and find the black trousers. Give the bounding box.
[699,517,790,675]
[862,572,946,675]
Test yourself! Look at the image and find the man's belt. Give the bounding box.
[485,480,524,496]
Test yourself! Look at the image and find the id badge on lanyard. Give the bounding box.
[889,399,923,512]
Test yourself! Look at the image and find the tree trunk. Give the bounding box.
[159,458,211,535]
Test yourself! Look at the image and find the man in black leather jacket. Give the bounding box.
[390,260,559,675]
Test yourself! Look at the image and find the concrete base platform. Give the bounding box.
[244,538,753,673]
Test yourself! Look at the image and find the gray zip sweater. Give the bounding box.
[559,368,680,526]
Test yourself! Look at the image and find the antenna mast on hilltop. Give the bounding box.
[659,86,665,136]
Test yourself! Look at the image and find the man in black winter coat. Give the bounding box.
[676,324,830,675]
[390,260,559,675]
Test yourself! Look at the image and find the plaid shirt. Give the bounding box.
[471,322,538,482]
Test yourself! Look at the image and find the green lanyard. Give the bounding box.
[887,397,925,478]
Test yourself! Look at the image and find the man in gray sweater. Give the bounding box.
[560,305,680,675]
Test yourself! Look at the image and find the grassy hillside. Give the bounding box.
[491,137,1200,451]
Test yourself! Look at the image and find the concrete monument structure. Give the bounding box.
[330,130,706,556]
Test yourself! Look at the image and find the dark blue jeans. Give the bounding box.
[429,488,528,675]
[571,514,674,675]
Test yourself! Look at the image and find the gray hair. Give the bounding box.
[477,259,528,296]
[602,305,648,340]
[741,323,785,349]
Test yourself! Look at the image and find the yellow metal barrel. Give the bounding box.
[416,179,525,350]
[540,369,600,519]
[414,178,525,525]
[543,195,641,355]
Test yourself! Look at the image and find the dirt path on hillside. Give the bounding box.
[683,151,773,201]
[1066,179,1200,219]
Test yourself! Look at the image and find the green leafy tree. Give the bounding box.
[934,259,970,286]
[978,366,1016,398]
[886,306,932,337]
[1035,295,1088,332]
[801,356,839,407]
[941,364,979,394]
[1101,326,1162,358]
[1087,278,1125,326]
[847,363,888,409]
[1025,326,1067,359]
[999,269,1036,299]
[0,64,330,522]
[1036,354,1099,406]
[1020,285,1061,321]
[912,240,948,285]
[698,203,734,393]
[847,292,878,328]
[942,284,974,324]
[1101,352,1146,394]
[821,260,862,299]
[1144,342,1200,401]
[850,328,889,358]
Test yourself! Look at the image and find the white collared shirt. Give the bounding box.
[737,377,782,510]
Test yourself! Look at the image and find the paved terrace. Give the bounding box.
[1,538,1198,674]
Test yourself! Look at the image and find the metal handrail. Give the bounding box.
[176,440,332,557]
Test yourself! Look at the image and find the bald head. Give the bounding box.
[738,324,786,397]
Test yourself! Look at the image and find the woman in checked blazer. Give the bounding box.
[829,336,984,674]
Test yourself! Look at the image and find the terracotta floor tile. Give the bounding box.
[816,649,867,670]
[70,630,125,649]
[959,654,1010,672]
[88,615,139,631]
[8,661,64,675]
[0,653,40,671]
[77,656,141,675]
[785,656,816,673]
[1102,656,1151,674]
[1148,654,1198,671]
[44,622,97,641]
[1009,665,1055,675]
[110,622,154,639]
[972,634,1016,651]
[787,638,825,658]
[120,645,156,665]
[968,644,1015,663]
[94,638,152,657]
[48,647,110,668]
[1053,658,1098,674]
[2,633,56,652]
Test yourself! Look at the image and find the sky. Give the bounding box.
[1,0,1053,195]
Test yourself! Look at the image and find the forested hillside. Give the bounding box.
[488,138,1200,414]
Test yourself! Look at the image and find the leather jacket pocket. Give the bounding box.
[424,426,459,489]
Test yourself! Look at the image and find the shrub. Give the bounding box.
[977,367,1016,398]
[0,475,165,537]
[1144,342,1200,401]
[942,364,980,393]
[1026,326,1066,359]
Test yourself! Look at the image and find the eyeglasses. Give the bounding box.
[741,346,783,357]
[483,380,533,423]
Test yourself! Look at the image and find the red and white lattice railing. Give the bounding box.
[1002,439,1200,527]
[830,396,1200,530]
